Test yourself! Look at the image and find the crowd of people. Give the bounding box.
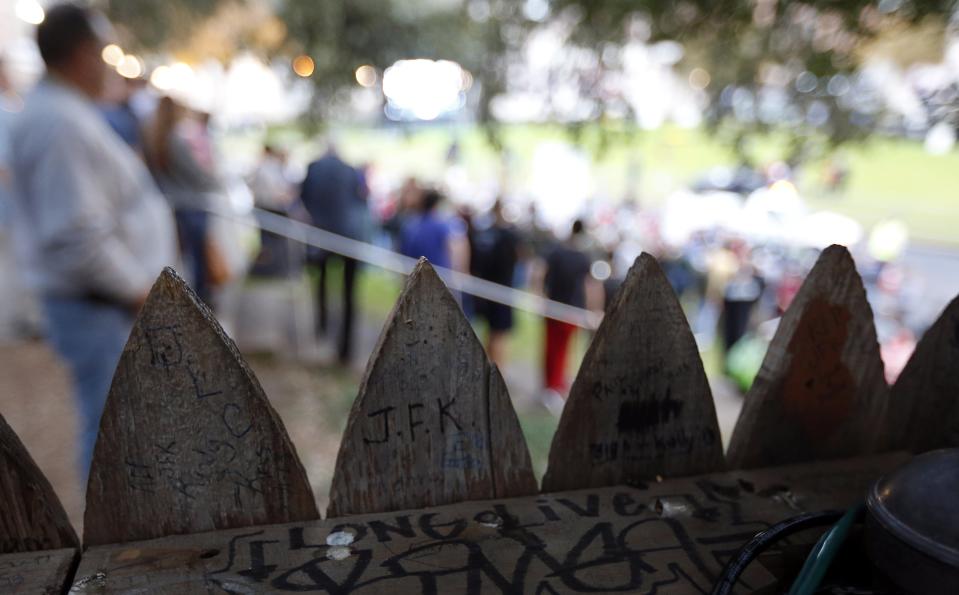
[0,3,922,482]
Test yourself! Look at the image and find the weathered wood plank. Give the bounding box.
[726,245,889,469]
[0,412,78,553]
[0,548,77,594]
[542,253,724,493]
[84,268,319,547]
[884,295,959,453]
[328,259,537,517]
[71,453,905,594]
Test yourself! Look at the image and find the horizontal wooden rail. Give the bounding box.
[68,453,904,593]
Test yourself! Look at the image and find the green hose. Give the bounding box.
[787,503,865,595]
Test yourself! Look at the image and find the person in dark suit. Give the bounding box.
[300,142,367,364]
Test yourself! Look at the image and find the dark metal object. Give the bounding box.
[866,448,959,594]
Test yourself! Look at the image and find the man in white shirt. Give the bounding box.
[9,3,176,481]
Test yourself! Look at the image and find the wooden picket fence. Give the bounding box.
[1,245,955,593]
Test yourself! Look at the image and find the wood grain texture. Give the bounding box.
[70,453,905,594]
[83,268,318,547]
[328,259,536,517]
[727,245,889,469]
[0,548,77,594]
[884,295,959,453]
[542,253,724,493]
[0,412,78,553]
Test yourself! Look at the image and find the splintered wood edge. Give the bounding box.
[84,267,319,546]
[542,252,723,492]
[886,294,959,453]
[726,245,887,469]
[0,414,79,553]
[328,259,536,516]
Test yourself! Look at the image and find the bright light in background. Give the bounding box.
[355,64,377,87]
[149,65,173,90]
[170,62,195,81]
[151,61,196,94]
[768,179,799,199]
[924,121,956,155]
[382,59,470,121]
[116,55,143,79]
[15,0,45,24]
[523,0,549,21]
[101,44,124,66]
[590,260,612,281]
[528,143,593,232]
[688,67,710,90]
[292,55,314,78]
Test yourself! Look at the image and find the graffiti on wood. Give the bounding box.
[84,268,318,547]
[329,260,536,517]
[72,454,903,594]
[544,254,724,493]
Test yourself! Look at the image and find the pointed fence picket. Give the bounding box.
[328,259,537,517]
[542,253,724,493]
[726,245,889,468]
[0,249,952,593]
[883,295,959,453]
[0,413,78,592]
[83,268,318,547]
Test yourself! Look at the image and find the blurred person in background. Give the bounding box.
[541,219,603,413]
[8,3,175,480]
[143,95,222,304]
[382,176,421,250]
[721,244,765,354]
[1,58,43,339]
[0,58,17,212]
[180,110,216,174]
[99,72,143,152]
[300,139,368,364]
[458,203,477,320]
[471,200,521,368]
[248,143,301,278]
[694,238,738,349]
[400,187,469,274]
[249,143,294,213]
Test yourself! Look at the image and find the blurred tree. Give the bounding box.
[278,0,524,127]
[102,0,286,61]
[549,0,956,162]
[103,0,956,161]
[102,0,223,51]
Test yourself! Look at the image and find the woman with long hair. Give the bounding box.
[143,96,221,303]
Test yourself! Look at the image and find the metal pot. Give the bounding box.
[866,448,959,594]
